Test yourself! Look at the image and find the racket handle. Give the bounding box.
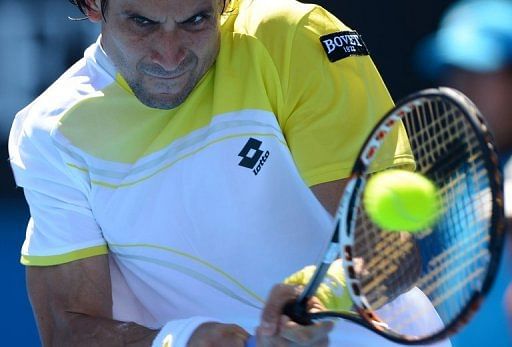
[245,302,312,346]
[282,299,313,325]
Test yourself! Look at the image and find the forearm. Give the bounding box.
[42,312,158,347]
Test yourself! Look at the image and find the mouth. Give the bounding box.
[144,70,188,80]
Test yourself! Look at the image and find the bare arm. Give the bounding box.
[310,179,349,216]
[29,255,251,346]
[26,180,351,347]
[27,255,158,347]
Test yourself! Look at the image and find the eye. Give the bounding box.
[182,12,211,27]
[188,14,207,25]
[129,15,156,27]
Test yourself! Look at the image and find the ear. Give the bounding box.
[218,0,227,14]
[83,0,103,22]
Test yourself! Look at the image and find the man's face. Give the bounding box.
[94,0,223,109]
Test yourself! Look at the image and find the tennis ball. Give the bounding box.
[363,170,441,232]
[283,260,352,311]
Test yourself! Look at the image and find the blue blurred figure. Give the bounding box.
[416,0,512,158]
[415,1,512,346]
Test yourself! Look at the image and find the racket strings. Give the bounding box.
[387,243,489,333]
[388,265,487,333]
[409,101,474,174]
[419,223,488,275]
[354,219,489,317]
[351,97,494,337]
[404,98,492,314]
[354,212,420,305]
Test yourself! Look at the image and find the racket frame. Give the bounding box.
[289,88,507,344]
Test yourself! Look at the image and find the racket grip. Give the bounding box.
[282,299,313,325]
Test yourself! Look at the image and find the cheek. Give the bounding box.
[103,23,149,70]
[114,39,151,77]
[190,26,221,61]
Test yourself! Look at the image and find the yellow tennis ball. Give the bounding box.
[363,170,441,232]
[283,260,352,311]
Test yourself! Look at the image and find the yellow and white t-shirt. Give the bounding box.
[9,0,440,346]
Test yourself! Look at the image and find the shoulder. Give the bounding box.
[222,0,355,81]
[9,44,114,174]
[11,41,113,141]
[235,0,317,29]
[230,0,350,45]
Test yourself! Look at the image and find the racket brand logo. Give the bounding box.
[319,31,369,63]
[238,138,270,176]
[361,115,400,165]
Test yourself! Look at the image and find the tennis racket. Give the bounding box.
[282,87,506,344]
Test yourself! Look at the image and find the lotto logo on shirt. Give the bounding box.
[238,138,270,176]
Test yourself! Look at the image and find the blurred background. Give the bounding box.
[1,0,511,345]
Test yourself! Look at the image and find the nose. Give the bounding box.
[149,30,188,72]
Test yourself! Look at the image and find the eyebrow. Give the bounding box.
[178,6,215,24]
[119,1,215,22]
[121,10,151,18]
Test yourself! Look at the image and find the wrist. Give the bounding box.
[152,317,216,347]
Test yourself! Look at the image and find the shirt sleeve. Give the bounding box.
[277,6,414,186]
[9,107,107,266]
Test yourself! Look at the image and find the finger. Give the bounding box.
[280,320,334,345]
[222,324,250,347]
[255,329,290,347]
[280,321,333,345]
[307,296,326,313]
[260,284,301,336]
[189,322,249,347]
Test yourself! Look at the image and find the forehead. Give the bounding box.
[107,0,218,15]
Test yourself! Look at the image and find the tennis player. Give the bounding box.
[9,0,447,345]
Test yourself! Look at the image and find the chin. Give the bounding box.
[132,85,192,110]
[138,94,185,110]
[132,74,201,109]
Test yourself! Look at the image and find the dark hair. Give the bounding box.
[69,0,231,18]
[69,0,108,16]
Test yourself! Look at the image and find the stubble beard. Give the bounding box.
[129,46,218,110]
[131,53,198,109]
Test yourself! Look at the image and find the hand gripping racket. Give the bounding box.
[282,87,506,344]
